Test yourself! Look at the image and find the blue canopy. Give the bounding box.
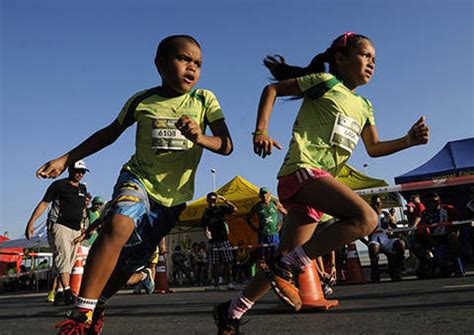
[394,137,474,184]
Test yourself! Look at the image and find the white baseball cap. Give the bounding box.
[71,160,90,172]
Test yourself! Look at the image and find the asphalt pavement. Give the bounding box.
[1,274,473,335]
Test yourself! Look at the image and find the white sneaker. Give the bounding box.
[227,283,236,290]
[205,285,217,291]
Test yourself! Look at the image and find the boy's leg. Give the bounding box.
[79,214,135,299]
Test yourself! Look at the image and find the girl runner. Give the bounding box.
[214,31,429,334]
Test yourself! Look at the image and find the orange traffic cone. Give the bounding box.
[154,255,174,294]
[343,242,366,284]
[298,260,338,310]
[70,257,84,296]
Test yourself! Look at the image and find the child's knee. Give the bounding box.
[352,207,378,236]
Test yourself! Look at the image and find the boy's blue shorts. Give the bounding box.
[106,171,185,274]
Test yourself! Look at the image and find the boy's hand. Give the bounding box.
[253,133,282,159]
[36,157,68,179]
[175,115,203,144]
[407,116,429,147]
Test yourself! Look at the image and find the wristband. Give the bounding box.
[252,129,268,136]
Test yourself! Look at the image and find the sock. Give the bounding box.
[281,246,312,268]
[63,286,71,291]
[228,291,254,320]
[75,296,98,311]
[57,288,64,293]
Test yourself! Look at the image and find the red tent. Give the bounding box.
[0,235,23,275]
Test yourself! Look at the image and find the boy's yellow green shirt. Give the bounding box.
[116,87,225,207]
[278,73,376,178]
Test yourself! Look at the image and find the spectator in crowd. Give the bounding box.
[367,195,406,282]
[201,192,237,291]
[412,191,462,277]
[190,242,207,286]
[407,193,426,227]
[386,208,397,226]
[465,187,474,262]
[172,245,191,286]
[86,196,105,245]
[246,187,287,264]
[234,240,252,283]
[24,160,89,305]
[199,241,210,285]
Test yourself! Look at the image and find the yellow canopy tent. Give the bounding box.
[178,175,261,246]
[174,165,399,246]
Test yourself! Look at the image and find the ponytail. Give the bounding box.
[263,51,329,81]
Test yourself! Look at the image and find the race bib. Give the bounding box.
[151,117,192,151]
[329,113,362,154]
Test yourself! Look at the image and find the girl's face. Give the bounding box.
[158,39,202,96]
[336,39,376,90]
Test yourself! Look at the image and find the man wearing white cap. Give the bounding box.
[25,160,89,305]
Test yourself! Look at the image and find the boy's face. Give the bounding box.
[157,39,202,95]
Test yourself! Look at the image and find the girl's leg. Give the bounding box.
[293,176,378,259]
[236,176,376,307]
[79,214,135,299]
[241,210,317,303]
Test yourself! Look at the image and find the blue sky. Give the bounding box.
[1,0,472,238]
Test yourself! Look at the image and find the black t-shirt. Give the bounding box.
[43,178,87,230]
[201,205,234,242]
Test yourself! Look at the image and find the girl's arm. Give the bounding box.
[254,79,301,158]
[362,116,429,157]
[175,117,233,155]
[36,120,128,178]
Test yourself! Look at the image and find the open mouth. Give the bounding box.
[183,73,195,84]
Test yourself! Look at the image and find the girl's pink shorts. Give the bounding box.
[277,167,331,222]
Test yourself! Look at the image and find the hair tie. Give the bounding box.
[335,31,356,47]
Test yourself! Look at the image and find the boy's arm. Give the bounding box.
[175,117,233,155]
[361,116,429,158]
[25,200,50,239]
[36,120,128,179]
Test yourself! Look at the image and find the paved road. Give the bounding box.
[1,275,473,335]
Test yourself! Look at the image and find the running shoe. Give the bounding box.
[213,300,241,335]
[47,290,55,303]
[265,256,302,311]
[64,289,75,306]
[55,308,93,335]
[54,291,65,306]
[87,307,105,335]
[227,282,236,290]
[141,268,155,294]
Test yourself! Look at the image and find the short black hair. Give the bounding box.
[154,35,201,65]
